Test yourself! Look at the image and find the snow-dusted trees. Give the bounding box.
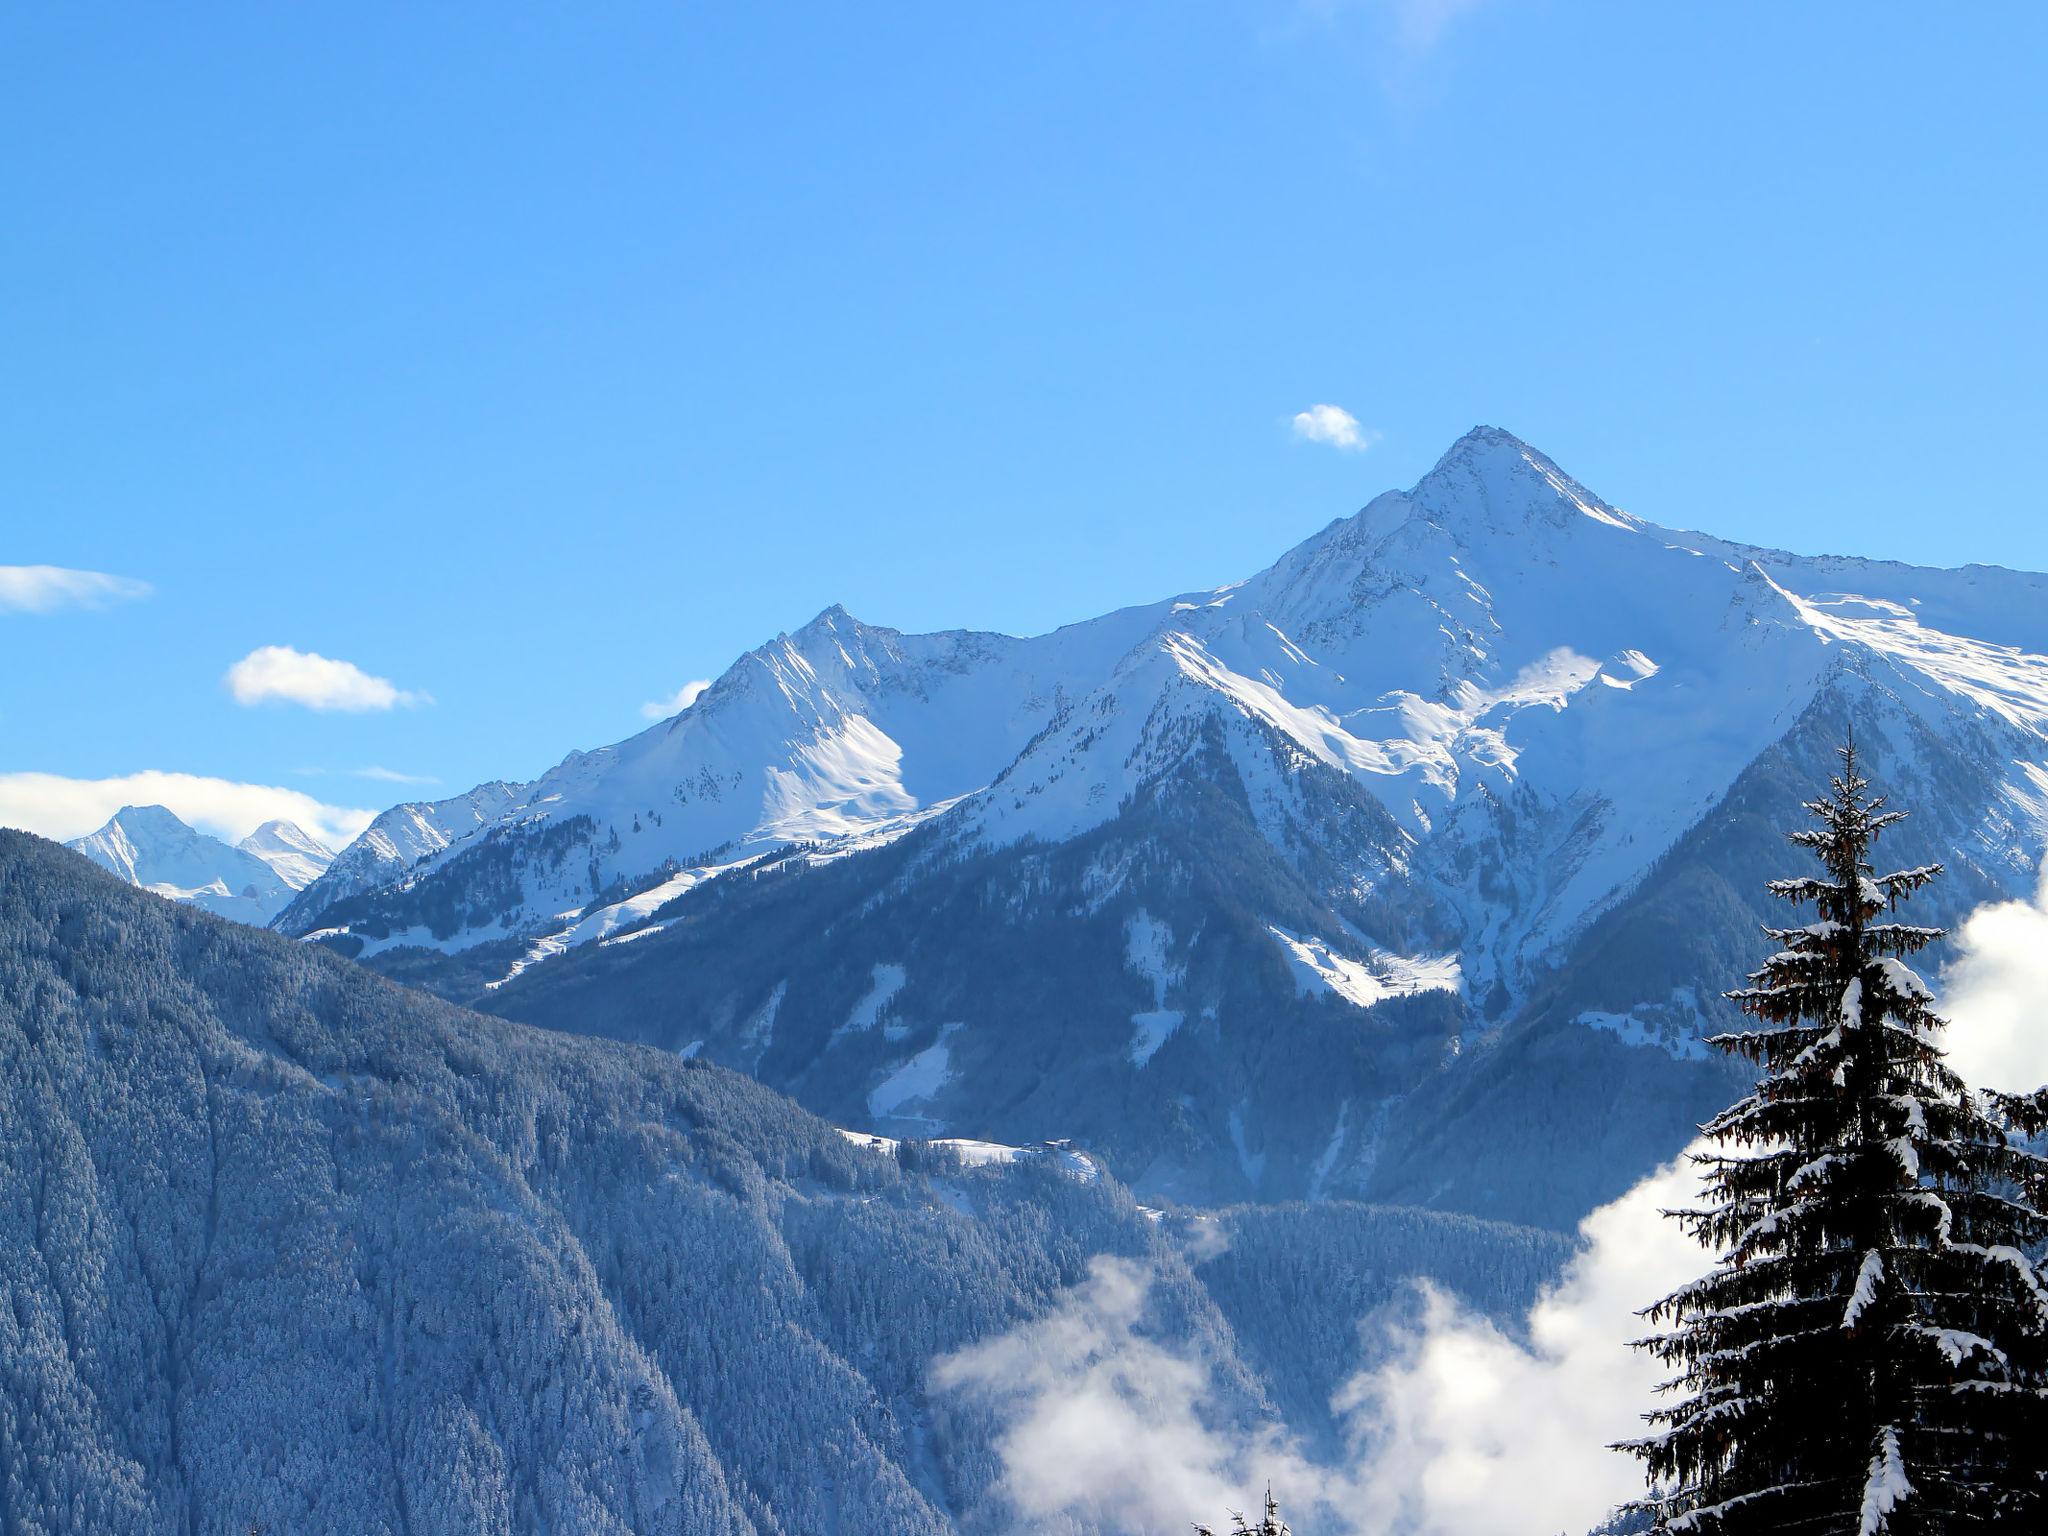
[1196,1488,1291,1535]
[1619,746,2048,1532]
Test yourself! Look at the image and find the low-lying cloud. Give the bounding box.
[1936,868,2048,1096]
[934,1256,1304,1535]
[934,869,2048,1536]
[934,1148,1703,1536]
[0,564,151,614]
[0,769,376,853]
[226,645,428,712]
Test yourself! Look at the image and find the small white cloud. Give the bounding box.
[0,770,375,853]
[0,565,151,614]
[641,679,712,721]
[225,645,427,712]
[1290,404,1379,453]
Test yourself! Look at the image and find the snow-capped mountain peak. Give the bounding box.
[1413,424,1638,533]
[269,427,2048,1213]
[235,819,335,891]
[69,805,298,923]
[283,430,2048,1039]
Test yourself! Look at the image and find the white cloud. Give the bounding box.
[296,765,441,787]
[0,770,375,853]
[1290,404,1378,453]
[353,765,439,786]
[0,565,151,613]
[933,1256,1302,1534]
[1339,1149,1702,1536]
[641,679,712,721]
[225,645,427,712]
[1937,867,2048,1095]
[933,1149,1706,1536]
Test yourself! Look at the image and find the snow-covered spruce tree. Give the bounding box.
[1195,1488,1291,1535]
[1619,745,2048,1533]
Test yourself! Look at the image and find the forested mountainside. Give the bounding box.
[0,832,1568,1535]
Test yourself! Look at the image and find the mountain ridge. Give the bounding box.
[68,803,332,924]
[274,428,2048,1223]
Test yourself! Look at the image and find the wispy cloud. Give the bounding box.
[296,765,440,787]
[225,645,428,712]
[1296,0,1488,59]
[354,765,439,785]
[0,565,151,614]
[0,769,375,852]
[934,1149,1702,1536]
[641,679,712,721]
[1290,403,1379,452]
[1385,0,1487,55]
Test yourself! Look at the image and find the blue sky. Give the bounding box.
[5,1,2046,846]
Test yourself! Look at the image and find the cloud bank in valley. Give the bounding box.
[935,1149,1705,1536]
[932,867,2048,1536]
[1937,868,2048,1096]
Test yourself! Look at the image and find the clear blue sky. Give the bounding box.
[5,2,2046,841]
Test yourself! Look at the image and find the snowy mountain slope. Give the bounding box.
[274,778,524,929]
[67,804,309,924]
[293,428,2048,1221]
[235,817,334,890]
[2,831,1571,1535]
[281,601,1169,969]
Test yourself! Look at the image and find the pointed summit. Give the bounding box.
[69,805,294,922]
[237,819,336,890]
[1432,423,1538,466]
[793,601,865,638]
[1409,425,1640,537]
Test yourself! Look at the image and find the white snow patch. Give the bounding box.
[1267,927,1461,1010]
[869,1021,963,1119]
[1227,1107,1266,1188]
[834,1128,1100,1182]
[600,920,672,947]
[485,859,745,990]
[1858,1425,1913,1536]
[837,963,908,1040]
[1576,1010,1712,1062]
[1128,1010,1184,1068]
[1124,911,1186,1065]
[1308,1100,1351,1200]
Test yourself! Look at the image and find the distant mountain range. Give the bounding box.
[69,803,334,924]
[248,428,2048,1222]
